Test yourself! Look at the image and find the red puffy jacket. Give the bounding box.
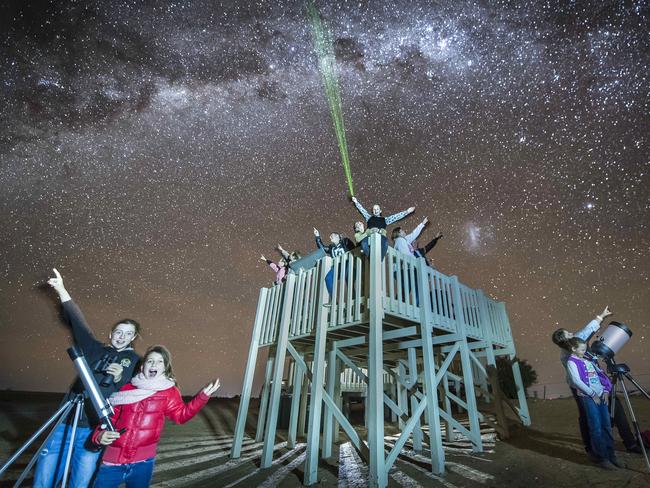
[92,383,209,464]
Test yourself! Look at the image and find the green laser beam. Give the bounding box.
[307,1,355,196]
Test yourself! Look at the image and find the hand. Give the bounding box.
[351,196,358,204]
[47,268,71,302]
[593,396,601,405]
[202,378,221,396]
[98,430,121,446]
[105,363,124,382]
[422,217,429,226]
[313,228,320,237]
[435,232,443,239]
[599,306,612,319]
[47,268,66,293]
[407,206,415,214]
[260,255,266,261]
[603,395,610,406]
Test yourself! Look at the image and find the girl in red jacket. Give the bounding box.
[92,345,220,487]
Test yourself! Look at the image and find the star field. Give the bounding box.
[0,0,648,395]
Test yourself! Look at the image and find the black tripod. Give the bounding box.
[607,360,650,472]
[0,394,86,487]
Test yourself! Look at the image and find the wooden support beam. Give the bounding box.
[231,288,269,458]
[261,274,296,468]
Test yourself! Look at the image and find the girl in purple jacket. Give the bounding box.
[566,337,621,470]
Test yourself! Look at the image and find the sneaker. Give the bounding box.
[597,460,617,470]
[626,444,643,454]
[609,458,625,469]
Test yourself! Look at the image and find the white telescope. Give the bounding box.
[591,321,633,359]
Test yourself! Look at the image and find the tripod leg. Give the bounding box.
[61,398,83,488]
[609,381,617,423]
[619,379,650,472]
[624,372,650,401]
[0,399,76,483]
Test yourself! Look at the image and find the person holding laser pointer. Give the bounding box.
[33,269,142,488]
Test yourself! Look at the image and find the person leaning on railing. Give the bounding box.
[314,227,355,298]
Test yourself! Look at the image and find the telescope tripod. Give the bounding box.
[608,361,650,472]
[0,394,86,487]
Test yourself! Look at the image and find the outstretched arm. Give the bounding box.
[165,386,211,424]
[574,307,612,341]
[406,218,428,244]
[351,197,371,221]
[48,269,103,356]
[314,228,328,253]
[422,233,443,254]
[385,206,415,225]
[277,245,290,261]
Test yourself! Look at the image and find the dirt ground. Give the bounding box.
[1,392,649,487]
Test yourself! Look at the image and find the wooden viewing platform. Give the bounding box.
[230,233,530,487]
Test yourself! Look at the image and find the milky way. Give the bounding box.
[0,0,648,396]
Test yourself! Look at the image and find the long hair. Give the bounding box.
[142,345,176,383]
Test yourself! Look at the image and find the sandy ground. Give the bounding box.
[1,392,649,487]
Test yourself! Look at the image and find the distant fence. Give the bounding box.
[528,373,650,399]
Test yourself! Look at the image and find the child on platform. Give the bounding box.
[565,337,621,470]
[314,228,355,297]
[92,346,220,487]
[260,254,289,285]
[351,196,415,259]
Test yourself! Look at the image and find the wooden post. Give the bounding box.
[416,258,444,474]
[304,259,331,485]
[288,354,304,448]
[367,233,386,488]
[261,274,296,467]
[450,276,483,452]
[255,352,275,442]
[231,288,269,458]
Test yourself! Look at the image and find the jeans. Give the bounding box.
[611,395,637,449]
[33,422,101,488]
[360,235,388,259]
[571,388,591,453]
[579,396,615,462]
[325,265,349,297]
[394,268,419,306]
[94,458,156,488]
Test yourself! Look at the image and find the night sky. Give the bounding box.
[1,0,648,397]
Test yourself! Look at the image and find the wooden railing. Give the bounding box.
[257,235,511,347]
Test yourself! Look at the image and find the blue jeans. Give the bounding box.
[94,458,156,488]
[33,422,101,488]
[579,396,615,462]
[325,266,349,297]
[571,388,591,453]
[360,235,388,259]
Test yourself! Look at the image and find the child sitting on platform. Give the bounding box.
[93,345,220,487]
[351,196,415,259]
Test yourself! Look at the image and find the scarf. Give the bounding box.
[109,373,175,406]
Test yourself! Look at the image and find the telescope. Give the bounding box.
[590,321,632,360]
[67,346,116,431]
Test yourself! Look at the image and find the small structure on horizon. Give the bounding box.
[230,233,530,488]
